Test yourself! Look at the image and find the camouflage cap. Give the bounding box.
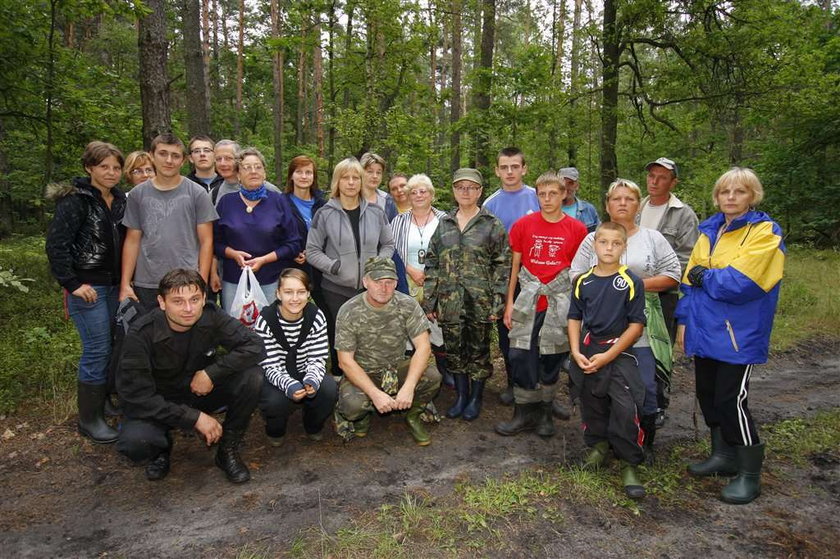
[364,256,398,280]
[452,168,483,187]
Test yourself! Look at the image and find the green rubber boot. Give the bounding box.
[582,440,611,471]
[621,461,646,500]
[721,443,765,505]
[406,403,431,446]
[353,413,371,438]
[688,427,738,477]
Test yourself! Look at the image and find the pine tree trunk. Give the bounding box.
[182,0,212,137]
[471,0,495,171]
[599,0,619,189]
[450,0,462,173]
[235,0,245,137]
[567,0,582,166]
[296,19,307,147]
[312,9,325,158]
[138,0,171,149]
[270,0,285,179]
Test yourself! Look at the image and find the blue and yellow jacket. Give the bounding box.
[675,210,785,365]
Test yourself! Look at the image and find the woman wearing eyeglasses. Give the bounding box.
[214,147,303,314]
[124,151,156,187]
[423,168,511,421]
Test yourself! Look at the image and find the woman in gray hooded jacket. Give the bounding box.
[306,157,395,376]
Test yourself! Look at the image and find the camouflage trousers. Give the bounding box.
[335,358,442,440]
[440,318,493,381]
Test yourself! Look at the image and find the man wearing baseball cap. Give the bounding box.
[558,167,601,233]
[334,256,441,445]
[639,157,699,427]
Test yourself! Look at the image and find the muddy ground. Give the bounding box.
[1,341,839,558]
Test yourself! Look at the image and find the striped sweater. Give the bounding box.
[254,306,329,398]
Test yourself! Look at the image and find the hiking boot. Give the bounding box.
[621,461,646,499]
[494,403,540,436]
[145,451,170,481]
[446,374,469,418]
[406,403,431,446]
[582,440,610,471]
[535,402,556,438]
[215,433,250,484]
[688,427,738,477]
[721,443,765,505]
[461,378,486,421]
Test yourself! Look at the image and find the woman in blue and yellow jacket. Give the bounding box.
[676,167,784,505]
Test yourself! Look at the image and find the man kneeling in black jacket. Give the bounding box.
[116,268,265,483]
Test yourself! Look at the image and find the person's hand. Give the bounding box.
[190,370,214,396]
[229,249,252,268]
[503,303,513,329]
[676,324,686,354]
[119,285,138,302]
[488,314,498,322]
[393,386,414,410]
[194,412,223,446]
[586,353,611,373]
[243,255,267,273]
[426,311,437,321]
[209,268,222,292]
[294,251,307,265]
[304,384,316,396]
[72,284,97,303]
[406,266,425,286]
[572,351,596,374]
[291,388,307,402]
[370,390,397,414]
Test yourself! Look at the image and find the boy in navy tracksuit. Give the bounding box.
[567,222,648,499]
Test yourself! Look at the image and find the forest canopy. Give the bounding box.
[1,0,838,244]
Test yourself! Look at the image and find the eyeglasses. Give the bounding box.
[409,189,430,196]
[190,148,213,155]
[241,164,264,172]
[454,185,481,192]
[130,167,155,176]
[216,155,235,162]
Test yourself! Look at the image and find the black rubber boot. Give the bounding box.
[215,431,250,484]
[621,461,646,499]
[103,395,122,417]
[721,443,765,505]
[494,403,540,436]
[461,378,485,421]
[535,402,556,438]
[688,427,738,477]
[551,399,571,420]
[77,382,119,444]
[446,374,470,418]
[499,379,514,406]
[640,414,657,466]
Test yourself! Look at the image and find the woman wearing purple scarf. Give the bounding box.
[214,147,302,313]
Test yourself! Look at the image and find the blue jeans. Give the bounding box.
[66,285,118,385]
[221,280,277,317]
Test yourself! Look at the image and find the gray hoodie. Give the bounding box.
[306,197,395,297]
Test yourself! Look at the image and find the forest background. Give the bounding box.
[0,0,838,243]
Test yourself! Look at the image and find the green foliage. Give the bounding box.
[0,266,33,292]
[764,409,840,466]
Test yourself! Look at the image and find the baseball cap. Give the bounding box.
[364,256,398,281]
[645,157,679,178]
[452,168,483,186]
[558,167,580,181]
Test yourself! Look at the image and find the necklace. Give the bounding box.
[241,193,259,213]
[413,211,434,264]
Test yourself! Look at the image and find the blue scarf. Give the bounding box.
[240,183,268,201]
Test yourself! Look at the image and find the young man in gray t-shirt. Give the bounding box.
[120,133,218,310]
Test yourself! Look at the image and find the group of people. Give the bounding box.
[46,137,784,506]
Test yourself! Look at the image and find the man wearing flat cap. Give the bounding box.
[558,167,601,233]
[639,157,700,427]
[334,256,441,445]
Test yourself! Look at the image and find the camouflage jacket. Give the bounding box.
[422,207,511,323]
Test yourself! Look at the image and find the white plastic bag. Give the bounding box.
[229,266,269,327]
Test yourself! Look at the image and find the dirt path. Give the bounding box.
[1,343,838,558]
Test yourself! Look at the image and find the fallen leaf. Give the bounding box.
[2,429,15,440]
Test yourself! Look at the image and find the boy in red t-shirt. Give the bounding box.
[495,172,588,439]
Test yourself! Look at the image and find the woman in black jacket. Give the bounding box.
[46,141,126,444]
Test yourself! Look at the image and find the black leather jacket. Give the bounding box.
[45,177,126,293]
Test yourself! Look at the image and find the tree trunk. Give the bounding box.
[342,2,355,109]
[599,0,619,190]
[42,0,58,195]
[182,0,212,137]
[312,8,325,158]
[567,0,583,166]
[296,12,307,147]
[201,0,213,130]
[270,0,285,180]
[0,120,12,237]
[138,0,171,149]
[450,0,462,173]
[471,0,495,171]
[548,0,567,167]
[327,0,337,168]
[235,0,245,137]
